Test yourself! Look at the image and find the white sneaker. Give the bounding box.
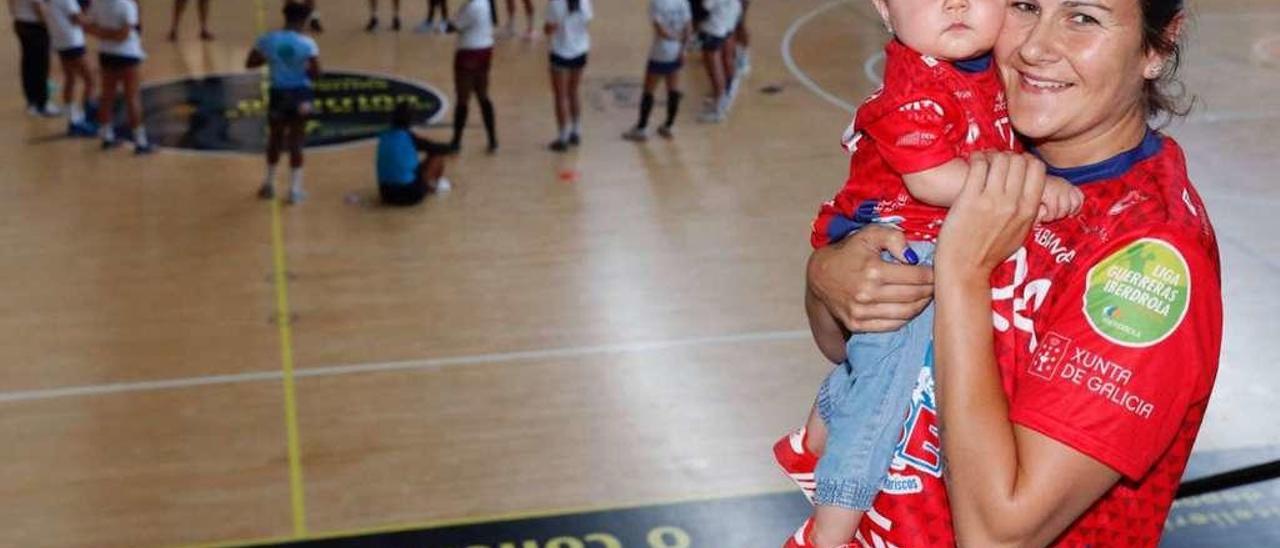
[622,126,648,142]
[433,177,452,193]
[286,187,307,205]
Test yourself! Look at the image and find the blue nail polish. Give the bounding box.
[904,248,920,265]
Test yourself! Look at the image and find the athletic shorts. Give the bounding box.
[58,46,86,61]
[454,47,493,73]
[268,87,315,123]
[699,32,727,52]
[549,53,588,70]
[646,59,682,75]
[379,177,428,206]
[99,52,141,70]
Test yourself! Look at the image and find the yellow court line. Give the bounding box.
[179,487,800,548]
[257,0,309,538]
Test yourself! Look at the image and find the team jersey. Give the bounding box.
[88,0,144,59]
[854,131,1223,548]
[648,0,691,63]
[39,0,86,50]
[811,39,1018,248]
[545,0,593,59]
[255,30,319,90]
[453,0,495,51]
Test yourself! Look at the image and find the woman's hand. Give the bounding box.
[935,152,1047,284]
[806,225,935,334]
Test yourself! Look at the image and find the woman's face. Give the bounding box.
[995,0,1165,144]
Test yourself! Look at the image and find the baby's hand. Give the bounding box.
[1038,176,1084,223]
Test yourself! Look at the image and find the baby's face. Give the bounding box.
[874,0,1006,61]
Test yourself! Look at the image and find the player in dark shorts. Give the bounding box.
[377,103,451,206]
[365,0,402,32]
[248,1,320,203]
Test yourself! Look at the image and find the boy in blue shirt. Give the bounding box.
[247,1,320,204]
[377,103,451,206]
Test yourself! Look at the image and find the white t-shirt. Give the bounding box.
[89,0,145,59]
[701,0,741,38]
[12,0,41,23]
[648,0,691,63]
[545,0,593,59]
[452,0,494,51]
[39,0,86,50]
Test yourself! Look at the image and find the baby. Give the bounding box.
[778,1,1082,547]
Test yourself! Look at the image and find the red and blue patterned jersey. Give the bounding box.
[811,39,1018,248]
[854,132,1223,547]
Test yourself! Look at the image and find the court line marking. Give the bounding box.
[253,0,308,537]
[178,486,801,548]
[0,330,812,405]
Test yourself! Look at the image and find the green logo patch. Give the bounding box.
[1083,238,1190,347]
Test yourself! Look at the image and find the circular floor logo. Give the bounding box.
[140,71,447,153]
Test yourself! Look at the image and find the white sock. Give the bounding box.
[570,119,580,135]
[101,125,115,141]
[558,125,571,142]
[69,103,84,124]
[265,164,278,186]
[133,126,149,146]
[290,168,304,191]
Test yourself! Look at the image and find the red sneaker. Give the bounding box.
[774,427,819,504]
[783,517,815,548]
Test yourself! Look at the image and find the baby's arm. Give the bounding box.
[1038,176,1085,223]
[901,158,971,208]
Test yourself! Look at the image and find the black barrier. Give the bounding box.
[137,71,446,153]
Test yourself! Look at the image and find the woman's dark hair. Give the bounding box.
[284,2,314,24]
[1140,0,1192,122]
[568,0,581,13]
[391,103,413,129]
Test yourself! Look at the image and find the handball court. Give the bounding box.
[1,0,1278,546]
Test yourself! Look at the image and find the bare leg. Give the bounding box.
[122,66,142,131]
[549,66,567,144]
[168,0,189,41]
[812,506,865,548]
[97,70,119,135]
[566,66,582,142]
[198,0,214,40]
[702,46,725,100]
[805,405,828,456]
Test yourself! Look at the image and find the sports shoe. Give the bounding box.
[28,103,61,117]
[783,517,815,548]
[432,177,452,193]
[774,427,819,504]
[309,17,324,33]
[548,139,569,153]
[698,106,724,123]
[100,138,120,150]
[133,141,155,155]
[391,16,401,31]
[365,16,378,32]
[568,132,580,147]
[622,126,648,142]
[257,183,275,200]
[286,187,307,205]
[657,124,674,139]
[414,19,435,33]
[67,120,98,138]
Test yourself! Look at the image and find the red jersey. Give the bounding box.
[855,133,1223,547]
[812,40,1019,248]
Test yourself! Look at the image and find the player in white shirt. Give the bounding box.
[167,0,213,41]
[697,0,740,123]
[37,0,96,135]
[447,0,498,153]
[544,0,591,152]
[84,0,152,154]
[623,0,692,141]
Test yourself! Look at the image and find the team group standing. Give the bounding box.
[11,0,754,206]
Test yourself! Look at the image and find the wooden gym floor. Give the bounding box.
[0,0,1277,546]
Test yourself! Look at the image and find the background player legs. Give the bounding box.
[734,1,750,74]
[96,68,119,145]
[169,0,214,41]
[417,0,449,33]
[15,21,52,113]
[59,53,95,134]
[661,70,682,136]
[120,64,150,152]
[261,118,286,198]
[548,65,568,150]
[475,66,497,153]
[285,116,307,202]
[366,0,402,31]
[449,64,474,152]
[503,0,534,38]
[566,65,582,146]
